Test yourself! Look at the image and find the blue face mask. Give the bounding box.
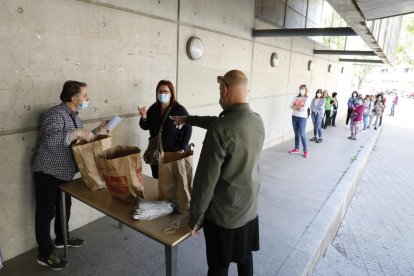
[157,94,171,104]
[78,100,89,111]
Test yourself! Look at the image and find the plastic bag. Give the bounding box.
[131,198,174,221]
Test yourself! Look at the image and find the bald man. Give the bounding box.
[171,70,265,276]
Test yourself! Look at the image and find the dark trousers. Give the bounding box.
[204,221,255,276]
[323,110,331,128]
[331,110,337,126]
[150,164,158,179]
[34,172,71,258]
[206,252,253,276]
[345,108,352,125]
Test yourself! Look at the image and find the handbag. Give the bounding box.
[294,98,305,106]
[143,106,172,165]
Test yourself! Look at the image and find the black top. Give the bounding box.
[139,103,192,152]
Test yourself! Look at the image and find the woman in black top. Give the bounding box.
[138,80,192,178]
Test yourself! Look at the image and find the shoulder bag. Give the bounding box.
[143,106,172,165]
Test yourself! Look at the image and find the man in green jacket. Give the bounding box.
[171,70,265,275]
[322,90,332,129]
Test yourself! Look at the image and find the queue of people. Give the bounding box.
[288,88,389,158]
[288,86,340,158]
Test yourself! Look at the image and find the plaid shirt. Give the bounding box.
[33,103,83,181]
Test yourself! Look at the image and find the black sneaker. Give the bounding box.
[309,137,317,142]
[37,252,67,270]
[316,138,323,143]
[55,237,84,248]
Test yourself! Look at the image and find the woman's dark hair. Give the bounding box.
[332,92,337,97]
[351,91,358,97]
[155,80,177,106]
[315,89,322,98]
[60,80,87,102]
[376,93,384,102]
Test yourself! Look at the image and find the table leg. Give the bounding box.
[165,245,177,276]
[60,190,68,258]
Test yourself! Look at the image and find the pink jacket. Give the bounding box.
[352,104,364,122]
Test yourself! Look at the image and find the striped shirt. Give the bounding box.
[33,103,83,181]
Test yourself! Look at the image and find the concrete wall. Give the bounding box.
[0,0,352,260]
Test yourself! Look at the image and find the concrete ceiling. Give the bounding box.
[326,0,409,65]
[356,0,414,20]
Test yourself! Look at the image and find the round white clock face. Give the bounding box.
[187,37,204,60]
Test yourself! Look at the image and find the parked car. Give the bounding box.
[407,92,414,99]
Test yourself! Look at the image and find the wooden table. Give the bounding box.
[59,175,191,276]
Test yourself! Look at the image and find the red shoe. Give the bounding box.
[289,148,299,154]
[303,151,309,158]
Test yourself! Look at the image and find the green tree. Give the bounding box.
[352,65,373,89]
[396,14,414,65]
[323,11,347,50]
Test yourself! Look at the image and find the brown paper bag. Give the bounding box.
[96,146,144,202]
[158,150,193,213]
[72,135,111,191]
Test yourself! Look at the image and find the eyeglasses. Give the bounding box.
[217,76,228,87]
[157,90,171,94]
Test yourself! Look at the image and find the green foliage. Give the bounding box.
[396,14,414,65]
[352,65,373,89]
[322,10,347,50]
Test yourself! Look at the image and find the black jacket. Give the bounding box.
[139,103,192,152]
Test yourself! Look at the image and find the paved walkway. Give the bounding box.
[312,100,414,276]
[3,98,413,275]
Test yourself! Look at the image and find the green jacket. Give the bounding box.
[324,95,332,110]
[186,103,265,229]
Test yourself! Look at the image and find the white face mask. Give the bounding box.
[299,88,305,96]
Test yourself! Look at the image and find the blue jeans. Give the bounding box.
[362,114,369,130]
[311,112,323,138]
[292,115,308,151]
